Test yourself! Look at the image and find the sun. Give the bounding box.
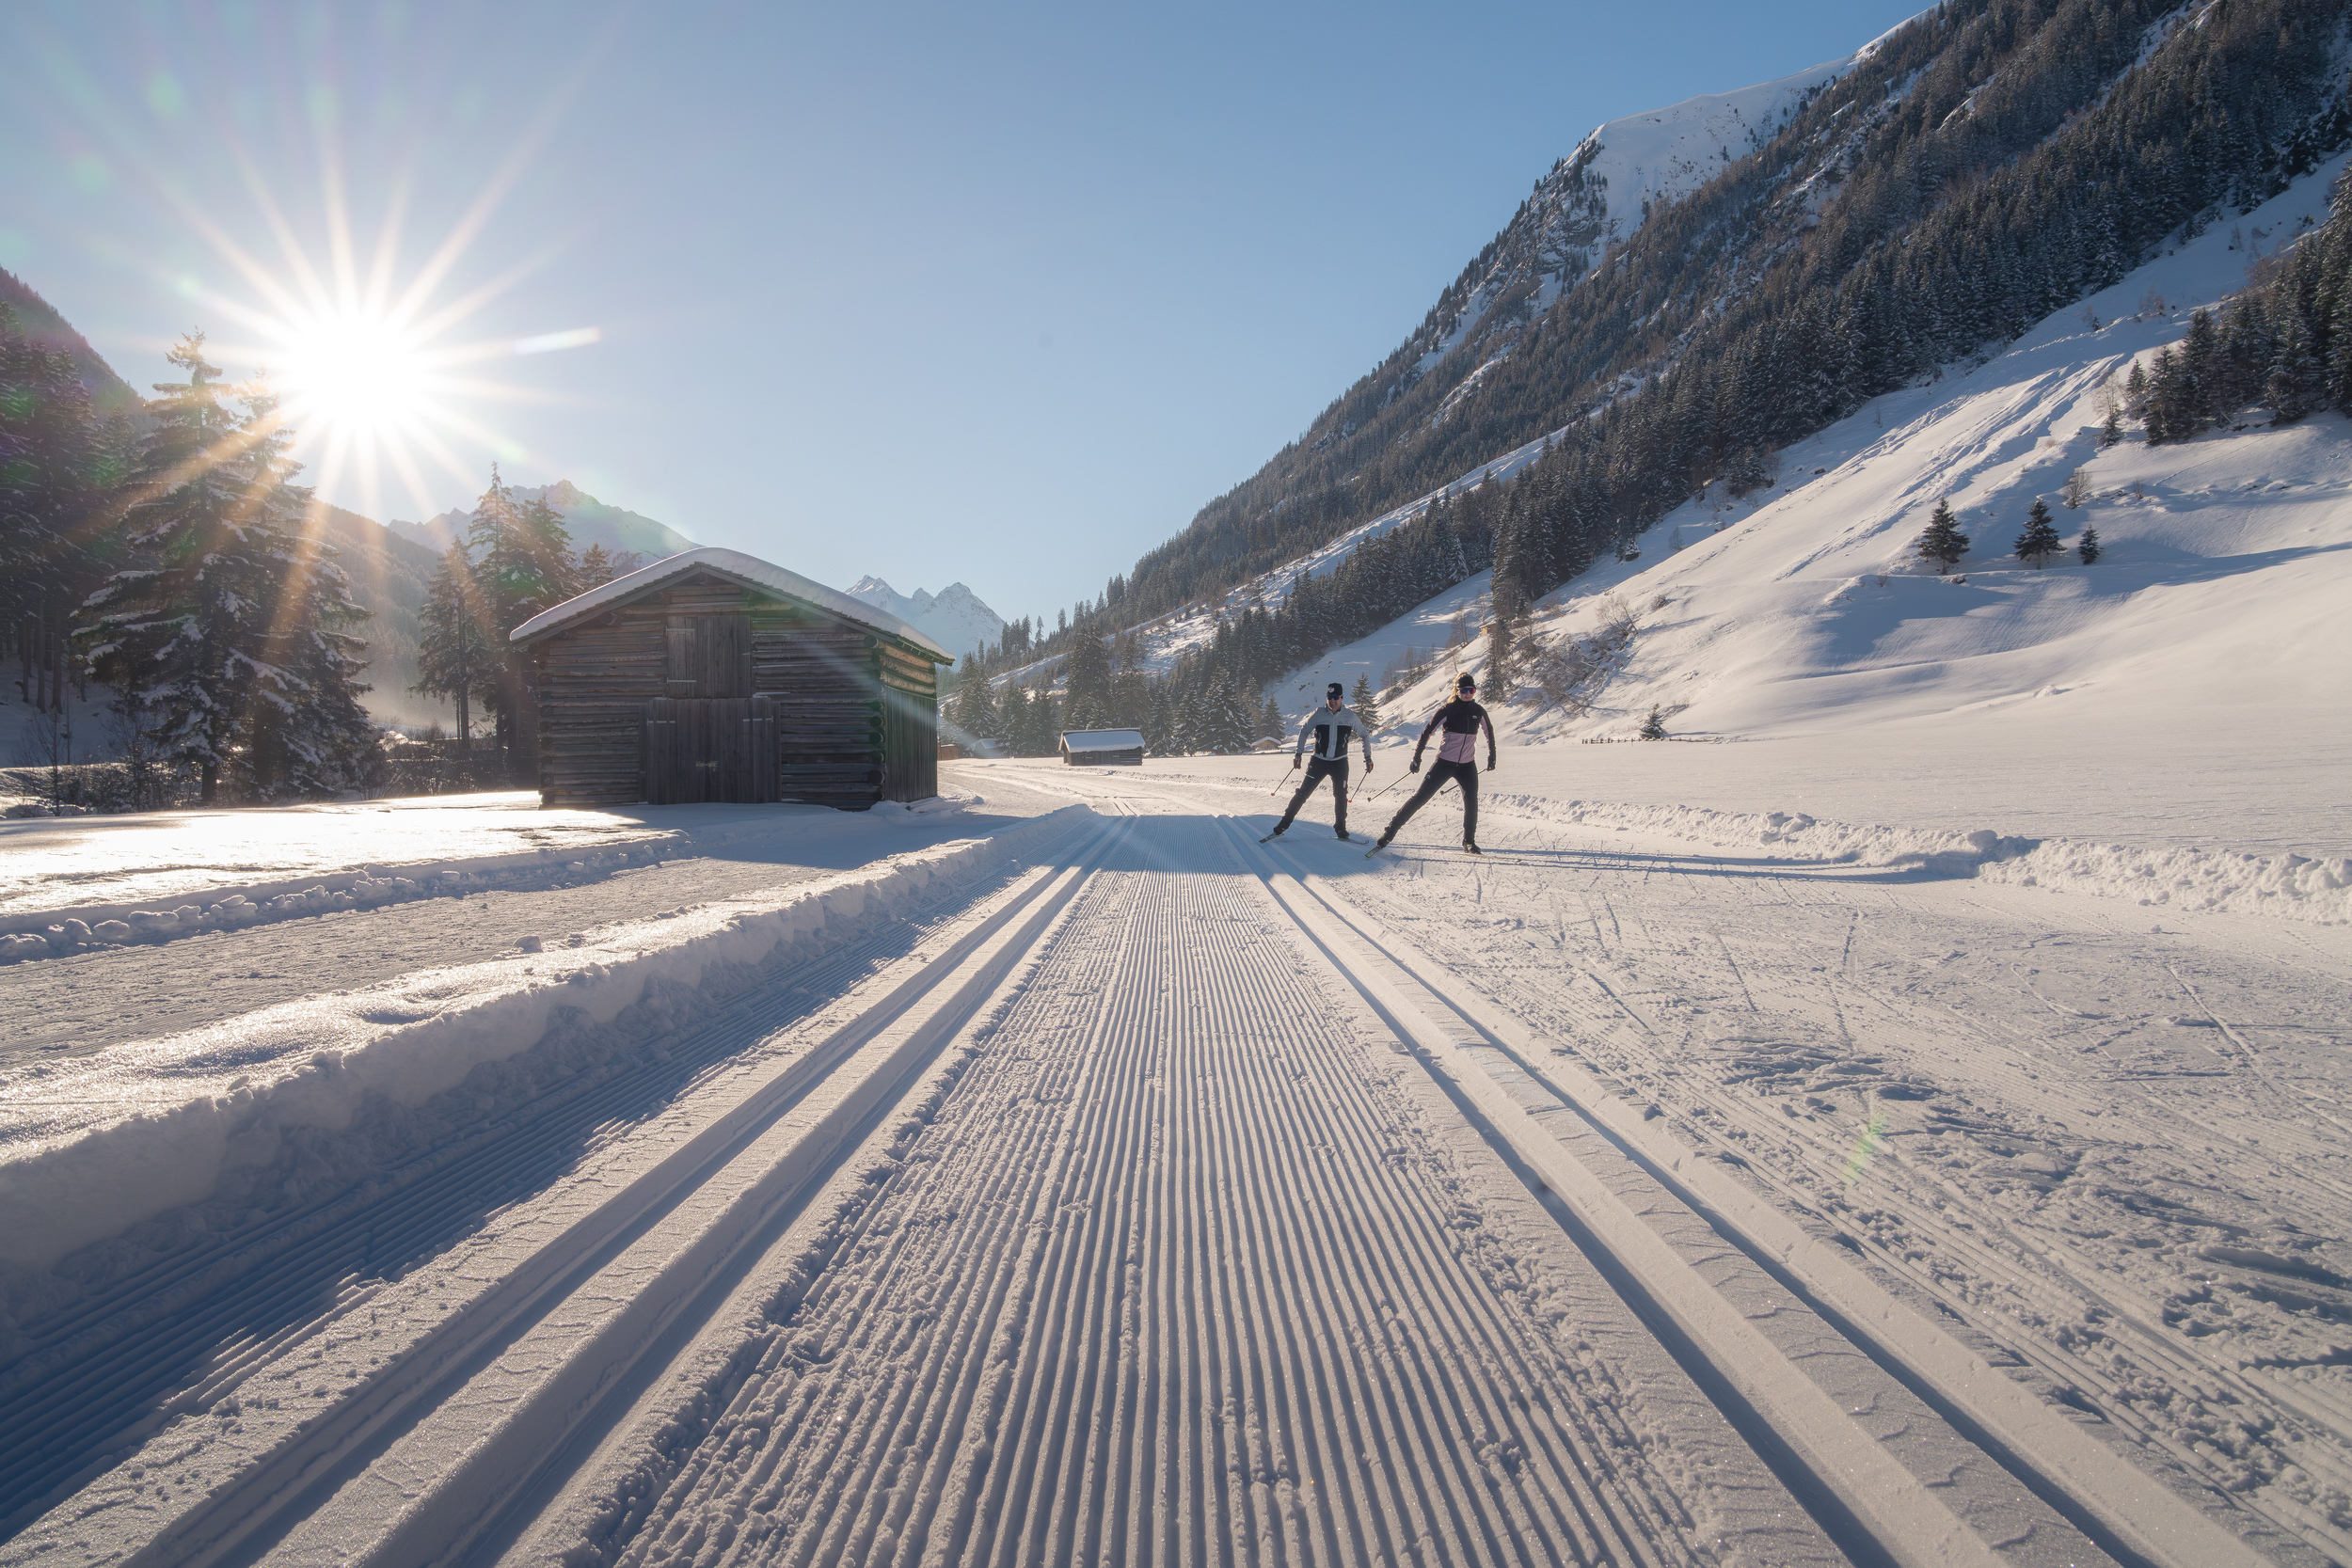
[278,311,430,443]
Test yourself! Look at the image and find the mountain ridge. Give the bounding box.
[389,481,699,564]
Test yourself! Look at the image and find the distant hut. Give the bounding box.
[1058,728,1145,767]
[511,547,953,809]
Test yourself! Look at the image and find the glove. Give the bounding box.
[1292,754,1302,769]
[1484,759,1495,772]
[1364,759,1374,773]
[1409,758,1422,774]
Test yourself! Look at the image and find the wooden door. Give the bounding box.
[644,694,778,804]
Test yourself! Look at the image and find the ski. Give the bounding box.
[1259,832,1285,845]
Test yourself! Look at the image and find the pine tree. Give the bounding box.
[2098,405,2122,447]
[2014,499,2063,567]
[1258,694,1283,743]
[1483,617,1517,702]
[1349,673,1379,729]
[1639,705,1667,739]
[1915,498,1969,573]
[2076,525,2102,565]
[1199,673,1251,754]
[414,544,496,745]
[1145,682,1176,755]
[75,334,280,803]
[2265,308,2327,423]
[578,542,617,588]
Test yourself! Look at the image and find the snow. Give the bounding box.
[0,791,683,938]
[0,799,1054,1272]
[510,546,952,660]
[843,577,1007,659]
[1057,728,1143,750]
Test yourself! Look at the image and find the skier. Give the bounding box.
[1373,673,1495,854]
[1267,681,1374,841]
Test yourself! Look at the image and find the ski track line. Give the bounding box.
[515,811,1756,1568]
[0,811,1124,1568]
[1232,825,2278,1568]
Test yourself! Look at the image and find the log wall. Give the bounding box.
[531,574,941,809]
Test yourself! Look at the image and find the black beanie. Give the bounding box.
[1456,673,1477,691]
[1327,681,1344,700]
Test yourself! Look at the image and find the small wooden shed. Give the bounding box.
[510,547,953,810]
[1058,728,1146,767]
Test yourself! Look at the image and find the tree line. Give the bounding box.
[1000,0,2352,688]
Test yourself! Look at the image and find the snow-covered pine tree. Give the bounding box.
[1639,705,1667,739]
[2098,405,2122,447]
[2014,499,2063,567]
[1258,694,1283,744]
[75,334,278,803]
[2076,526,2102,565]
[2265,307,2327,423]
[1145,682,1176,755]
[1349,673,1378,730]
[1915,498,1969,573]
[1201,673,1252,754]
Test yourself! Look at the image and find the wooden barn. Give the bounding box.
[509,547,953,810]
[1058,728,1146,767]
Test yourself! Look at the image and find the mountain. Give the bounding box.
[389,480,697,563]
[0,269,141,419]
[844,577,1007,659]
[1076,0,2352,647]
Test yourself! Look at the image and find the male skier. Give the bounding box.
[1266,681,1374,841]
[1372,673,1495,855]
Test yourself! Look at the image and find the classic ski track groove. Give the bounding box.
[1242,841,2267,1568]
[1,812,1122,1568]
[548,811,1746,1568]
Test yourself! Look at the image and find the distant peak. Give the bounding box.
[846,575,898,597]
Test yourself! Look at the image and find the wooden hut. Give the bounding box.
[1058,728,1146,767]
[510,547,953,810]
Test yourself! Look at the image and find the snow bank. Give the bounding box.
[1486,792,2352,923]
[0,806,1086,1270]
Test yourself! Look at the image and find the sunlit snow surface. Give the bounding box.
[0,791,680,925]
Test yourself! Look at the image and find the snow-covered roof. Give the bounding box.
[1059,730,1145,750]
[509,547,953,661]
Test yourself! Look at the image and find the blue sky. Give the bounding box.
[2,0,1926,624]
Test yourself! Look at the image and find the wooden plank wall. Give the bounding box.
[534,576,940,809]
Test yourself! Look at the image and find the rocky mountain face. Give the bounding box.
[389,481,698,564]
[844,578,1007,659]
[1106,0,2352,634]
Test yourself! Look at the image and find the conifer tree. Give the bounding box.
[1349,672,1379,729]
[1145,683,1176,755]
[415,543,496,744]
[1199,673,1251,754]
[2098,405,2122,447]
[578,542,617,588]
[2014,499,2063,567]
[1483,616,1517,700]
[1915,498,1969,573]
[2076,525,2102,565]
[1258,694,1283,743]
[1639,705,1667,740]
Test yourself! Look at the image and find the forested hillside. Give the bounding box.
[964,0,2352,743]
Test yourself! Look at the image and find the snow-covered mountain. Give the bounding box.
[843,578,1006,659]
[389,481,697,563]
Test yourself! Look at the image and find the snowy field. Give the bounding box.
[0,751,2342,1566]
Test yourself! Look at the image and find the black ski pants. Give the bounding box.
[1385,759,1479,844]
[1278,757,1350,834]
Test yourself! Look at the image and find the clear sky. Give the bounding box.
[2,0,1927,625]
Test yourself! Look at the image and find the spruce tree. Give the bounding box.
[2076,526,2102,565]
[1639,705,1668,740]
[1349,672,1379,729]
[2098,405,2122,447]
[415,544,496,745]
[2014,499,2063,567]
[1200,673,1251,754]
[1915,498,1969,573]
[578,542,617,587]
[1258,694,1283,743]
[76,335,282,802]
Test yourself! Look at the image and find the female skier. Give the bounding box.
[1372,673,1494,855]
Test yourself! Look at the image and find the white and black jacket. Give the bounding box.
[1294,705,1373,764]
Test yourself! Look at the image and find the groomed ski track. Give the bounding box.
[4,785,2284,1567]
